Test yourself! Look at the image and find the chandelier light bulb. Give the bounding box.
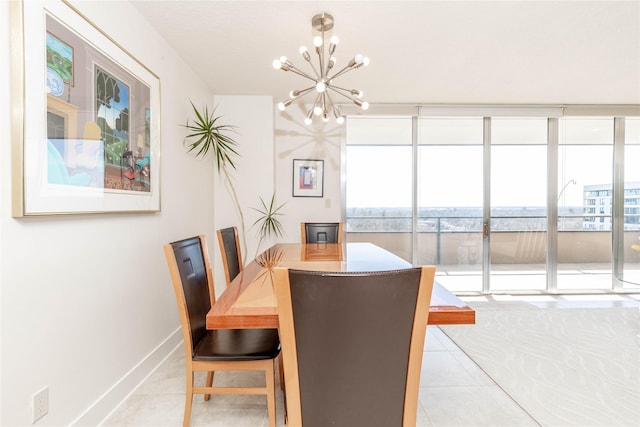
[299,46,311,61]
[313,106,323,116]
[278,99,293,111]
[336,115,345,124]
[304,109,314,125]
[289,90,299,98]
[316,81,326,93]
[354,54,363,65]
[313,36,323,47]
[354,99,369,110]
[362,57,370,67]
[322,112,330,123]
[328,36,339,55]
[272,59,282,70]
[351,89,363,98]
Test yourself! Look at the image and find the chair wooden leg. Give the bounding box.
[278,354,285,391]
[266,360,277,427]
[184,372,194,427]
[278,354,287,423]
[283,379,288,426]
[204,371,214,401]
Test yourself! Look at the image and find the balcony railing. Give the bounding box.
[346,215,640,265]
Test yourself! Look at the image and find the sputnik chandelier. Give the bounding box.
[273,12,369,125]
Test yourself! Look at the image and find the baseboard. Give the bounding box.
[72,327,182,426]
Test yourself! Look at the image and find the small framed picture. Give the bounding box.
[293,159,324,197]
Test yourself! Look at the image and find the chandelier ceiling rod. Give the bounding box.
[273,12,370,125]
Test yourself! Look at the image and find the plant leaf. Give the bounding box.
[183,100,239,171]
[251,194,286,240]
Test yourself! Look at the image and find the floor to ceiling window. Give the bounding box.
[344,109,640,294]
[416,117,484,293]
[556,118,614,290]
[490,118,548,291]
[622,117,640,287]
[345,117,413,260]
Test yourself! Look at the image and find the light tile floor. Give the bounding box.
[101,325,539,427]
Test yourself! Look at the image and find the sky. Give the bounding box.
[346,145,640,209]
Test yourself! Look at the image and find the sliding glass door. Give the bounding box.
[489,118,548,291]
[622,118,640,287]
[557,118,613,290]
[345,117,413,261]
[416,118,484,292]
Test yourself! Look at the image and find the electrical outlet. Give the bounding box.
[32,386,49,424]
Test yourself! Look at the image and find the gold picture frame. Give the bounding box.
[10,0,161,216]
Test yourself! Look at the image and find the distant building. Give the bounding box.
[583,182,640,230]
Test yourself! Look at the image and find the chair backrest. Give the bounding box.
[164,235,215,356]
[274,266,435,427]
[301,222,343,244]
[217,226,243,286]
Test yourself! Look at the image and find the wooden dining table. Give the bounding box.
[206,242,475,330]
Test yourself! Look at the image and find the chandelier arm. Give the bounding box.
[311,92,322,108]
[326,64,357,81]
[319,26,326,79]
[307,61,322,80]
[324,47,335,77]
[326,86,353,101]
[327,86,364,104]
[324,91,345,123]
[321,93,331,121]
[286,67,318,82]
[308,92,322,119]
[330,84,355,94]
[328,85,352,97]
[324,91,337,110]
[293,86,316,98]
[280,87,315,107]
[316,48,324,82]
[324,91,331,107]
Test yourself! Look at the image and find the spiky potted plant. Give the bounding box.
[183,101,248,255]
[251,194,286,258]
[252,194,287,288]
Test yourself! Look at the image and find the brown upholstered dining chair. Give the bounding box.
[216,226,243,286]
[300,222,343,244]
[164,235,280,427]
[273,266,436,427]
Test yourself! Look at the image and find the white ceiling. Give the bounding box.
[131,0,640,106]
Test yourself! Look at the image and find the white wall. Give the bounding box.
[273,104,343,241]
[0,1,217,425]
[211,95,274,294]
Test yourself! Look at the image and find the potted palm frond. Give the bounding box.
[184,102,286,260]
[183,101,248,255]
[251,194,286,257]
